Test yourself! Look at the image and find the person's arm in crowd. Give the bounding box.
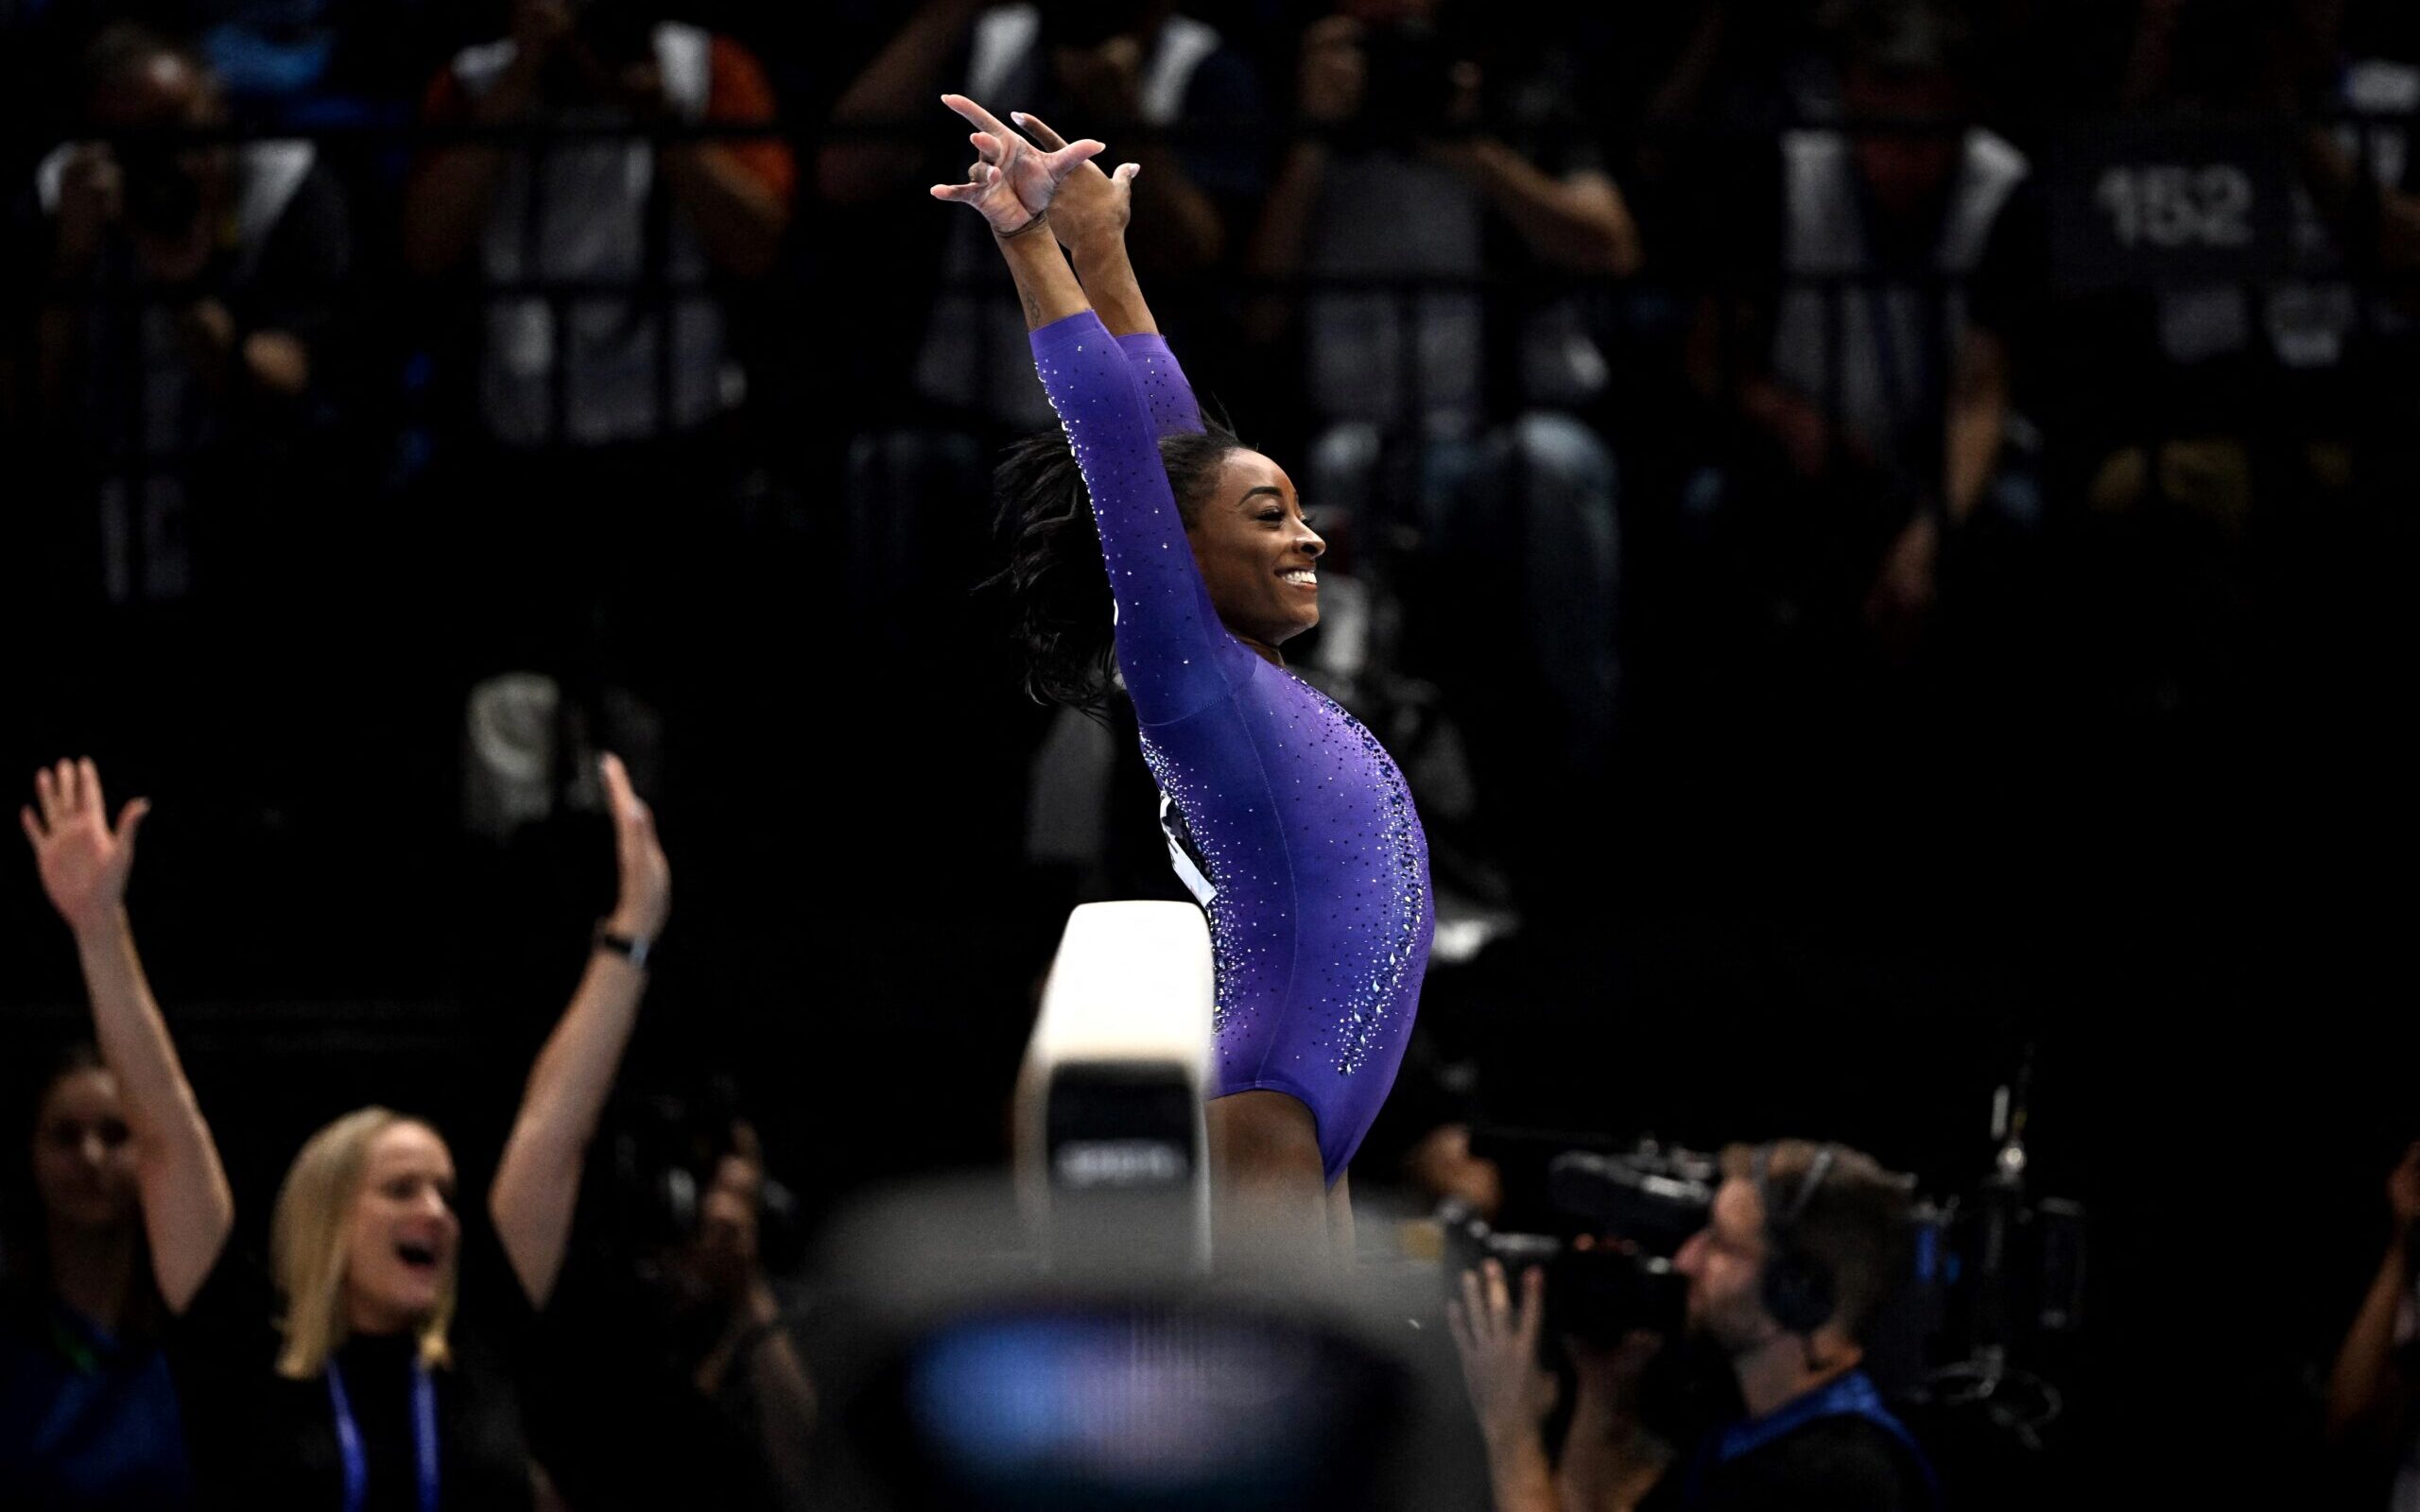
[1428,144,1642,278]
[401,0,563,276]
[655,37,793,280]
[1943,324,2012,527]
[1447,1262,1562,1512]
[20,760,233,1313]
[1557,1329,1674,1512]
[489,754,671,1310]
[37,144,120,419]
[1244,17,1363,346]
[1049,33,1227,271]
[686,1135,819,1512]
[817,0,987,206]
[2299,127,2420,317]
[2328,1143,2420,1450]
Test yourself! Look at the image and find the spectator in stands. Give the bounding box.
[0,1044,191,1509]
[2326,1141,2420,1505]
[1245,1,1639,799]
[821,0,1262,437]
[27,22,348,607]
[1685,0,2041,657]
[1450,1140,1932,1512]
[402,0,793,711]
[16,752,670,1508]
[404,0,792,445]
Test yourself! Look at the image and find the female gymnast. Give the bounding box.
[19,753,669,1507]
[932,94,1434,1261]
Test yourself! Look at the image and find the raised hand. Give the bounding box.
[1446,1260,1560,1447]
[929,93,1104,235]
[599,753,670,943]
[2388,1143,2420,1231]
[1011,110,1139,251]
[21,758,149,937]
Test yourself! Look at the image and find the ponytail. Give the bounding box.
[988,423,1244,715]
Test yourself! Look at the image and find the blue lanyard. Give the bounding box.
[325,1354,441,1512]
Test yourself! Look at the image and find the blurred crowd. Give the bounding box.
[0,0,2414,922]
[9,0,2420,1505]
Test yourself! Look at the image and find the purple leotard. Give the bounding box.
[1031,311,1434,1181]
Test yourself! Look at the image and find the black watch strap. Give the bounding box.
[594,921,653,969]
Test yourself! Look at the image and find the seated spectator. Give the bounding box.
[0,1045,190,1510]
[27,22,348,607]
[1246,2,1639,799]
[1451,1139,1934,1511]
[16,753,669,1508]
[1684,0,2041,658]
[2325,1142,2420,1504]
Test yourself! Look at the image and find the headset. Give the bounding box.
[1753,1142,1841,1340]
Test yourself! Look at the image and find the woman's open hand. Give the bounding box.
[599,753,670,943]
[929,93,1104,235]
[21,759,147,938]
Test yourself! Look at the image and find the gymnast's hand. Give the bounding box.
[1009,110,1140,251]
[21,758,148,938]
[929,93,1103,236]
[599,752,670,943]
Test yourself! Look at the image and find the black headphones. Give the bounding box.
[1753,1142,1840,1338]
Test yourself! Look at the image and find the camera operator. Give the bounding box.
[528,1096,821,1512]
[1450,1140,1935,1511]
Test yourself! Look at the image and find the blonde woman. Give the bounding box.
[19,753,671,1509]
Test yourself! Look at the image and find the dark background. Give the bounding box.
[2,0,2418,1499]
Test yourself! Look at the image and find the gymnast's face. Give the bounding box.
[1185,451,1324,651]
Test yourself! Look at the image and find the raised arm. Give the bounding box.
[934,95,1233,723]
[21,760,232,1314]
[1014,110,1206,440]
[489,753,670,1309]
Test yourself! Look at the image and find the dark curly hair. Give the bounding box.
[988,423,1248,716]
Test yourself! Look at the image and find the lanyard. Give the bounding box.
[325,1354,441,1512]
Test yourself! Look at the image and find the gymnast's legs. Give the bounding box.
[1208,1091,1353,1267]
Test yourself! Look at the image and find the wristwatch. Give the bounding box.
[594,921,653,970]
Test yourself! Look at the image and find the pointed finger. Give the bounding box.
[1011,110,1068,151]
[940,93,1017,144]
[34,766,58,827]
[1113,162,1140,185]
[930,181,985,202]
[1514,1265,1547,1346]
[80,758,105,822]
[599,752,635,816]
[1459,1267,1489,1338]
[57,760,80,816]
[21,805,44,849]
[1045,139,1105,175]
[116,798,149,849]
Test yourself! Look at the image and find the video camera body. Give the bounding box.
[1443,1142,1717,1344]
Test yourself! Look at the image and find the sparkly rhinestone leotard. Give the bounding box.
[1030,311,1435,1182]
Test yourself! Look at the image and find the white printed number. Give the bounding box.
[2095,163,2255,249]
